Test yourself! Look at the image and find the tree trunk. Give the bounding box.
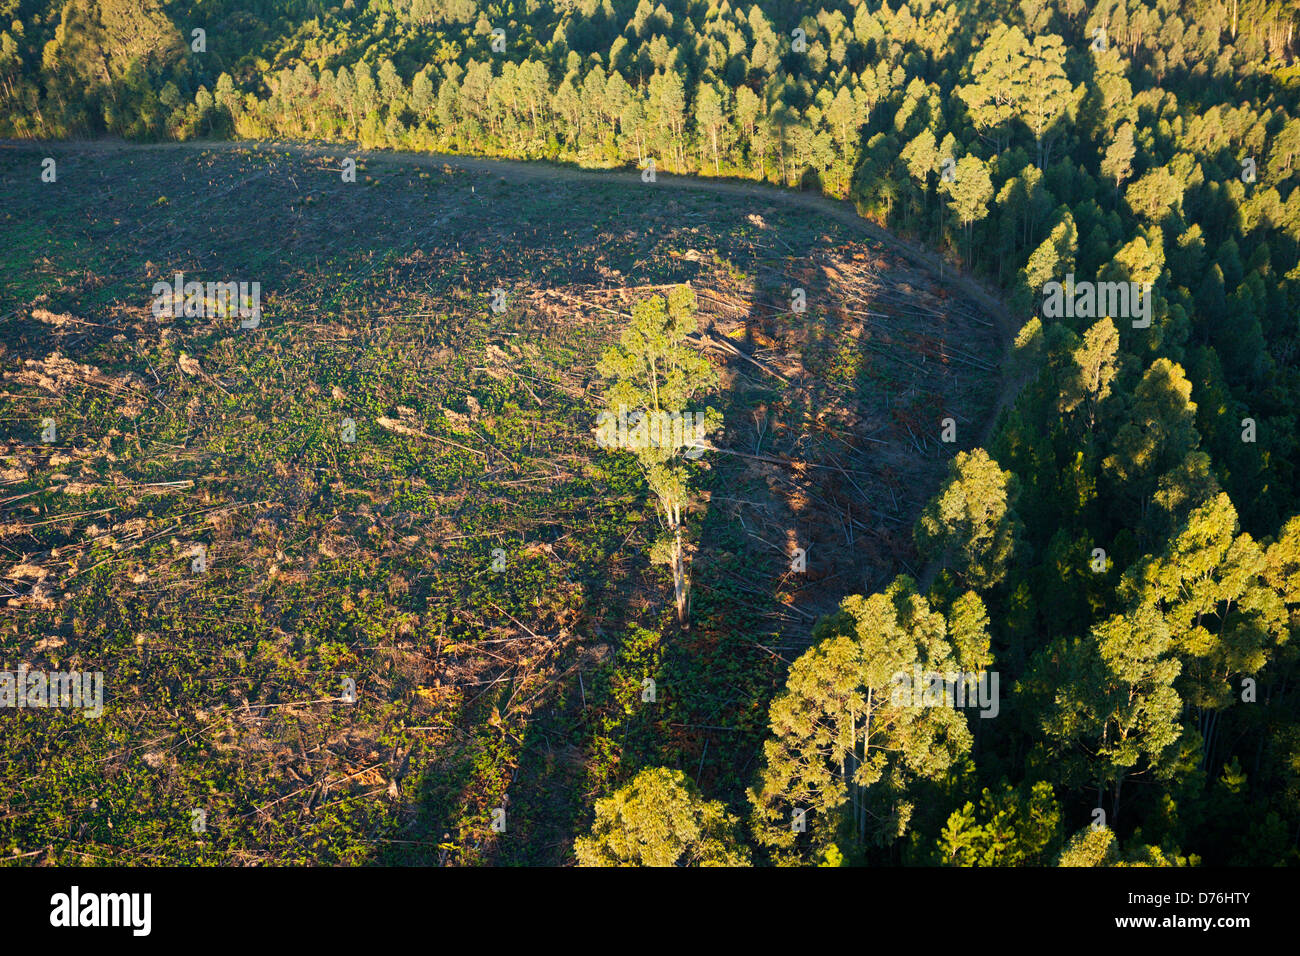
[672,524,688,624]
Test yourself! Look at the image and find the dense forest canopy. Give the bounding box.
[6,0,1300,866]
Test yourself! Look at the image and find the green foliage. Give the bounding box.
[748,577,987,864]
[1057,825,1198,867]
[574,767,750,866]
[1056,826,1120,866]
[1031,602,1185,818]
[7,0,1300,869]
[914,448,1022,591]
[937,780,1063,866]
[1120,493,1287,712]
[597,286,720,621]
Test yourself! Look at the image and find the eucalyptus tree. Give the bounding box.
[914,448,1022,592]
[597,286,721,623]
[748,577,991,864]
[1032,603,1185,828]
[1119,493,1288,769]
[940,155,994,267]
[957,23,1028,155]
[575,767,750,866]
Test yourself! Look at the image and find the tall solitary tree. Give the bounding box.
[597,286,721,623]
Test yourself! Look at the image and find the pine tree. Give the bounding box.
[1056,825,1118,866]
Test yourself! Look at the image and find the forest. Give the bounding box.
[2,0,1300,868]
